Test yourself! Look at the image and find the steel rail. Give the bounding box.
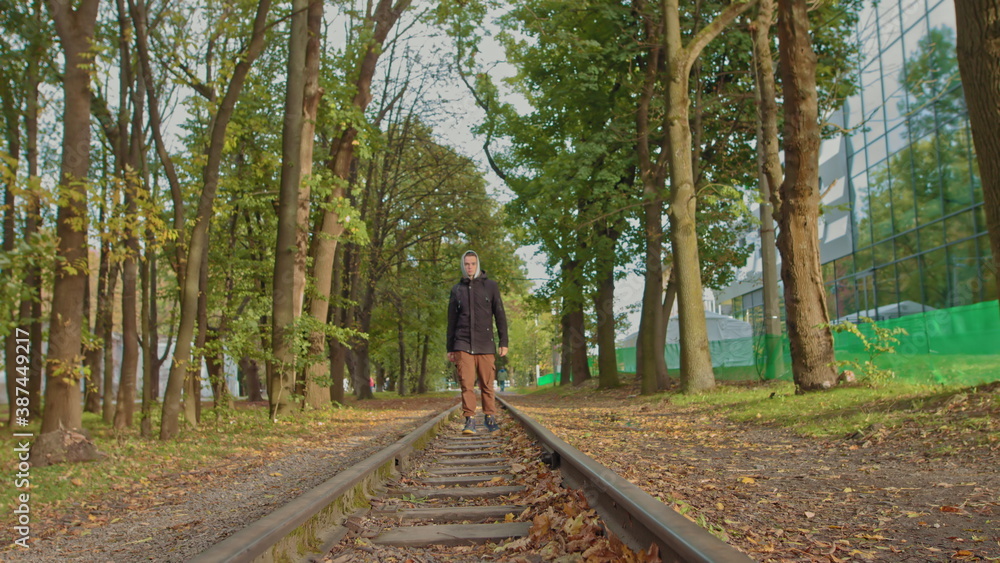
[500,398,754,563]
[190,403,460,563]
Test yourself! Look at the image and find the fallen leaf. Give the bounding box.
[805,511,815,518]
[741,476,756,484]
[269,472,282,477]
[71,478,84,486]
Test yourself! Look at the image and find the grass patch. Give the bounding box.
[667,380,1000,438]
[523,373,998,441]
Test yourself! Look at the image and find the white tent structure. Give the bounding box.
[618,311,754,368]
[833,300,935,324]
[665,310,752,343]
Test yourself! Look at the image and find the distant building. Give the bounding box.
[720,0,995,327]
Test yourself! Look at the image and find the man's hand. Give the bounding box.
[499,347,508,357]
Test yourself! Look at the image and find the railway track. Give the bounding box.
[191,398,754,563]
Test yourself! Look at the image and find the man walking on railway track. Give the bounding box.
[447,250,508,434]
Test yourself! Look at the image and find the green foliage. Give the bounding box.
[824,317,908,387]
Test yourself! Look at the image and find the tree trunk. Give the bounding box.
[568,308,591,385]
[240,356,264,402]
[396,307,407,396]
[115,120,143,431]
[656,266,677,390]
[161,0,272,439]
[305,0,410,403]
[40,0,101,434]
[558,311,572,386]
[634,4,667,395]
[272,0,309,417]
[663,4,707,394]
[351,272,377,399]
[418,331,429,394]
[664,0,752,393]
[140,240,155,437]
[24,13,44,419]
[955,0,1000,313]
[87,196,111,419]
[2,86,21,429]
[298,0,326,409]
[205,329,230,409]
[594,251,620,389]
[328,244,347,405]
[100,264,119,419]
[116,2,143,429]
[128,0,185,270]
[775,0,837,392]
[752,0,787,381]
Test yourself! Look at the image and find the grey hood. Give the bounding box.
[461,250,481,280]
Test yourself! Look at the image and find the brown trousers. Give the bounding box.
[455,352,497,417]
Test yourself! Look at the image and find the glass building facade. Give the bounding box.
[721,0,996,324]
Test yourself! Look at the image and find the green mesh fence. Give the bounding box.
[616,300,1000,386]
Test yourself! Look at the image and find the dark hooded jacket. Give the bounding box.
[447,252,508,354]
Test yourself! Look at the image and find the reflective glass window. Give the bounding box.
[896,256,922,309]
[886,123,910,156]
[919,220,945,251]
[878,0,902,39]
[920,247,948,308]
[850,152,867,179]
[823,261,835,284]
[855,271,877,314]
[969,129,983,206]
[945,210,975,243]
[837,277,858,319]
[882,40,907,130]
[826,283,837,318]
[857,8,882,63]
[891,172,918,234]
[979,234,997,303]
[947,239,978,306]
[896,230,919,260]
[974,204,987,235]
[910,131,944,224]
[870,163,894,242]
[927,0,956,32]
[867,135,888,167]
[900,0,927,35]
[855,246,874,271]
[939,120,975,215]
[851,173,873,247]
[861,64,885,135]
[835,256,855,279]
[867,110,888,144]
[875,264,899,310]
[874,239,895,266]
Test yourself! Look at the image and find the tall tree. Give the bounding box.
[40,0,101,434]
[660,0,754,393]
[161,0,273,439]
[271,0,310,417]
[114,0,144,429]
[774,0,837,391]
[955,0,1000,312]
[304,0,411,405]
[752,0,786,380]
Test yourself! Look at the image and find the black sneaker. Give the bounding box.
[462,417,476,435]
[484,415,500,432]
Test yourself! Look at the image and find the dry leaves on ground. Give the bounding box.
[506,383,1000,562]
